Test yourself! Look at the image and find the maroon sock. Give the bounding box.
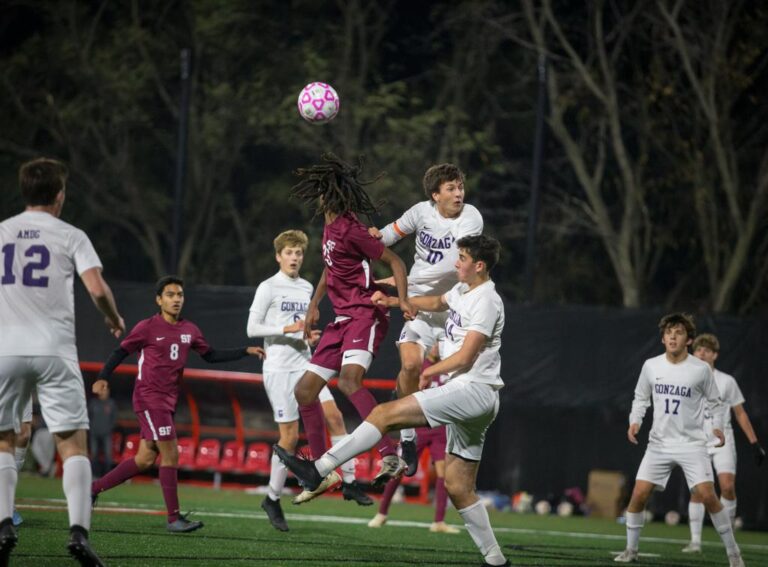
[348,388,396,457]
[379,477,402,515]
[91,458,140,495]
[159,466,180,523]
[434,477,448,522]
[299,399,328,459]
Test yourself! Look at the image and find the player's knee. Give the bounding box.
[294,383,314,406]
[443,476,471,502]
[400,357,421,378]
[336,375,359,396]
[15,425,31,447]
[135,453,155,470]
[720,485,736,500]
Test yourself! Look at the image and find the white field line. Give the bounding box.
[20,498,768,552]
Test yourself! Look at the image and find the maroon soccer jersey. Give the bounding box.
[322,212,387,318]
[119,314,210,412]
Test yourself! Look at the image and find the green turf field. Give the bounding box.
[12,475,768,566]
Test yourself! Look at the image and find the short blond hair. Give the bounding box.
[692,333,720,353]
[273,230,308,254]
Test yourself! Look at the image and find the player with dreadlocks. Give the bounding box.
[286,154,417,502]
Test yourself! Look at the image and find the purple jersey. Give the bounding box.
[120,314,210,412]
[322,212,386,318]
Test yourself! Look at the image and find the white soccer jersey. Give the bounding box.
[0,211,102,361]
[380,201,483,297]
[629,354,724,449]
[440,280,504,387]
[246,271,313,372]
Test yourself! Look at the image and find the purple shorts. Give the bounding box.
[310,313,389,372]
[136,409,176,441]
[416,425,447,462]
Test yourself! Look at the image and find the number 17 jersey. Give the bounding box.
[0,211,102,361]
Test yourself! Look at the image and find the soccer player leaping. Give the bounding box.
[91,276,264,533]
[286,154,416,500]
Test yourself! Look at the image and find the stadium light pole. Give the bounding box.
[170,48,192,275]
[523,52,547,302]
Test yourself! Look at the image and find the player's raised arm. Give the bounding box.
[80,266,125,338]
[628,363,652,444]
[419,330,486,389]
[371,203,420,246]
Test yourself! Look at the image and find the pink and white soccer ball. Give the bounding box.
[297,82,340,124]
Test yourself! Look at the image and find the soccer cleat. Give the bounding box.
[273,444,323,492]
[11,509,21,527]
[372,455,407,487]
[681,542,702,553]
[430,521,460,534]
[0,518,18,566]
[728,554,746,567]
[261,497,289,532]
[342,481,373,506]
[291,471,342,505]
[614,548,639,563]
[401,439,418,477]
[167,513,204,533]
[368,513,388,528]
[67,526,105,567]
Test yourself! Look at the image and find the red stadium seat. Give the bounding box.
[242,442,271,475]
[194,439,221,470]
[121,434,141,462]
[218,441,245,472]
[353,450,372,482]
[177,437,197,469]
[111,432,123,463]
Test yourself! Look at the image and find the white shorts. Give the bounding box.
[0,356,88,434]
[397,311,447,351]
[263,369,334,423]
[636,447,714,490]
[413,378,500,461]
[709,433,737,475]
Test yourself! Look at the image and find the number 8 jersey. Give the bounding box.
[0,211,102,361]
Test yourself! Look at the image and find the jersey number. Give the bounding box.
[426,250,444,264]
[170,344,179,360]
[1,243,50,287]
[664,398,680,415]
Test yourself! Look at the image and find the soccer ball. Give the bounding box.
[534,500,551,515]
[297,82,340,124]
[664,510,680,526]
[556,501,574,517]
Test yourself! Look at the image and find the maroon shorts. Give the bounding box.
[416,425,447,462]
[309,312,389,373]
[136,409,176,441]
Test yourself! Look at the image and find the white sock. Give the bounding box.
[316,422,381,478]
[710,508,740,556]
[458,499,506,566]
[721,496,737,524]
[626,511,645,551]
[400,428,416,442]
[331,435,356,483]
[688,502,705,544]
[14,447,27,472]
[0,452,17,521]
[268,453,288,501]
[62,455,92,530]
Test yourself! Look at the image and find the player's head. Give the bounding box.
[423,163,465,218]
[455,234,500,283]
[291,153,383,221]
[273,229,308,278]
[658,312,695,356]
[155,275,185,319]
[19,157,69,215]
[692,333,719,367]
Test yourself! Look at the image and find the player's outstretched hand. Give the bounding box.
[304,305,320,340]
[418,372,432,391]
[368,227,383,240]
[307,329,322,347]
[371,290,394,308]
[285,318,305,334]
[107,316,126,338]
[713,429,725,448]
[374,275,396,287]
[247,346,266,360]
[627,423,640,445]
[92,379,108,396]
[753,442,766,466]
[400,298,418,321]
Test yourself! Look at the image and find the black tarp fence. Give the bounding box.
[74,281,768,528]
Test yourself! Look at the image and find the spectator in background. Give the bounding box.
[88,383,117,478]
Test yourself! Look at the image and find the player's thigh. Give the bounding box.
[0,357,34,435]
[711,443,737,477]
[677,448,715,490]
[397,338,425,375]
[635,449,676,490]
[367,396,429,431]
[264,370,302,422]
[34,357,89,435]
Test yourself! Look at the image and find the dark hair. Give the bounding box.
[156,275,184,296]
[422,163,465,200]
[291,153,384,221]
[456,234,500,272]
[658,312,696,339]
[19,158,68,206]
